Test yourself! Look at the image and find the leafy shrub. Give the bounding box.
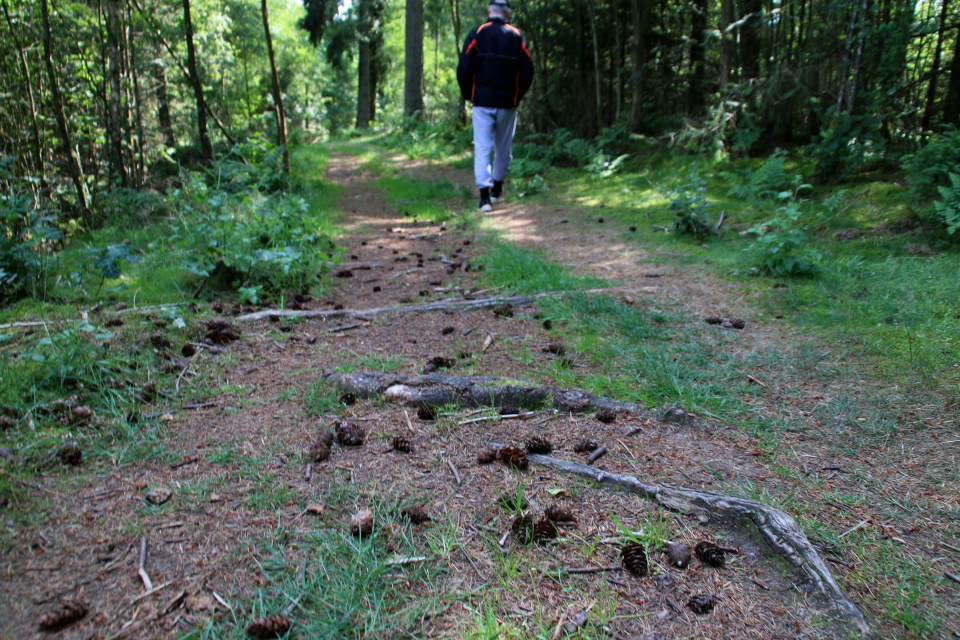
[723,149,795,201]
[667,175,715,236]
[514,175,549,198]
[585,153,629,179]
[901,127,960,196]
[812,114,883,182]
[933,173,960,234]
[745,202,822,276]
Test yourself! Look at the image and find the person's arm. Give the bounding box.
[516,35,534,103]
[457,29,479,102]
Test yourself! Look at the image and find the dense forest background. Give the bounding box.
[2,0,960,298]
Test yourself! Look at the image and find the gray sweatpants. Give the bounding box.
[472,106,519,189]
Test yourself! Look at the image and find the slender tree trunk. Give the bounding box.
[370,34,381,123]
[125,3,145,188]
[447,0,466,123]
[688,0,707,114]
[182,0,213,163]
[261,0,289,173]
[356,0,372,129]
[629,0,650,132]
[719,0,732,89]
[944,24,960,125]
[921,0,951,132]
[404,0,424,118]
[1,0,45,187]
[40,0,90,216]
[106,0,128,186]
[153,45,176,147]
[611,0,622,119]
[740,0,762,81]
[845,0,868,115]
[587,0,604,130]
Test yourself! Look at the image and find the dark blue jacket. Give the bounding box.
[457,17,534,109]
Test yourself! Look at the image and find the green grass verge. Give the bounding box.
[376,176,473,222]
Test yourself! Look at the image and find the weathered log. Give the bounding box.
[236,289,611,323]
[322,371,703,426]
[526,453,870,635]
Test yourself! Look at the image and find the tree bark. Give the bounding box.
[944,23,960,125]
[688,0,707,114]
[404,0,425,118]
[447,0,466,124]
[739,0,762,81]
[261,0,289,173]
[39,0,90,216]
[921,0,951,132]
[719,0,733,89]
[587,0,604,130]
[356,40,372,128]
[152,45,176,147]
[106,0,129,187]
[182,0,213,164]
[629,0,650,132]
[1,0,46,187]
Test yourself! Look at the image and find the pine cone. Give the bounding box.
[511,514,535,544]
[665,541,691,568]
[542,319,553,330]
[205,319,241,344]
[417,405,438,421]
[620,542,648,576]
[58,441,83,466]
[703,316,724,325]
[335,420,365,446]
[318,429,335,447]
[427,356,456,369]
[595,409,618,424]
[392,436,414,453]
[543,341,565,355]
[339,392,357,406]
[492,302,514,318]
[695,541,725,567]
[525,436,552,455]
[727,318,746,330]
[350,509,374,538]
[573,438,599,453]
[544,504,574,522]
[246,613,293,638]
[150,332,172,350]
[687,593,716,615]
[497,446,529,471]
[477,445,498,464]
[307,440,330,462]
[533,518,559,543]
[401,505,430,524]
[38,600,87,630]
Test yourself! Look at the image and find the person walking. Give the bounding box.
[457,0,534,212]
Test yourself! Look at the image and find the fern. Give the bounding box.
[933,173,960,234]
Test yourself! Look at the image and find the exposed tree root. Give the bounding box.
[324,371,704,426]
[236,289,610,323]
[526,453,871,635]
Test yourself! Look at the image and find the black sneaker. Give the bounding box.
[491,180,504,203]
[479,187,492,212]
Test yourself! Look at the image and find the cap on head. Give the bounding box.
[489,0,512,10]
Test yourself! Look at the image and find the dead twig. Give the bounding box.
[586,446,609,465]
[329,323,363,333]
[446,459,462,485]
[137,537,153,591]
[170,457,198,470]
[944,572,960,586]
[566,565,622,574]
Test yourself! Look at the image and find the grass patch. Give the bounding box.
[476,241,607,294]
[376,176,472,222]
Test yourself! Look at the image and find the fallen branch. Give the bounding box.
[137,537,153,592]
[236,289,613,323]
[585,446,609,465]
[565,565,622,574]
[323,371,702,426]
[446,459,462,485]
[525,452,870,635]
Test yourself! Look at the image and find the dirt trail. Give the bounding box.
[0,147,952,639]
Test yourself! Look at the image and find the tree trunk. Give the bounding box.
[106,0,129,186]
[844,0,868,116]
[153,45,176,147]
[688,0,707,114]
[921,0,951,132]
[182,0,213,164]
[357,0,370,129]
[719,0,732,89]
[1,0,45,187]
[404,0,425,118]
[740,0,762,81]
[261,0,289,173]
[629,0,650,132]
[944,23,960,125]
[447,0,466,123]
[125,2,145,188]
[39,0,90,216]
[587,0,604,130]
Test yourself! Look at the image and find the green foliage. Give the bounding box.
[477,240,604,294]
[902,128,960,196]
[745,202,822,277]
[812,114,883,182]
[723,150,794,201]
[376,177,470,221]
[667,175,714,236]
[933,173,960,235]
[89,242,143,281]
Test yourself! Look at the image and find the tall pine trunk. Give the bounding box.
[261,0,289,173]
[629,0,650,132]
[688,0,707,114]
[740,0,762,81]
[106,0,129,186]
[447,0,466,123]
[944,25,960,125]
[921,0,951,132]
[404,0,424,118]
[40,0,90,216]
[719,0,732,89]
[182,0,213,164]
[356,0,372,129]
[153,45,176,147]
